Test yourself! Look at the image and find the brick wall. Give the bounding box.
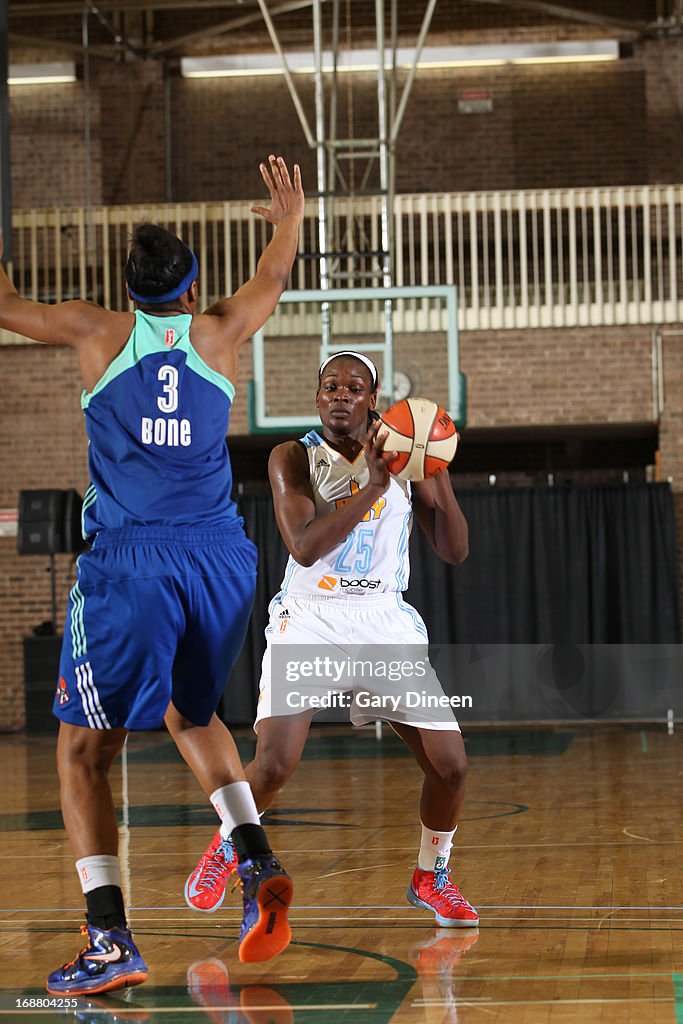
[657,329,683,624]
[9,82,102,210]
[235,326,653,430]
[644,38,683,185]
[7,40,682,208]
[170,60,649,200]
[96,60,168,206]
[463,326,653,426]
[0,347,89,730]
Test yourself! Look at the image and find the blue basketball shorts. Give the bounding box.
[54,525,257,731]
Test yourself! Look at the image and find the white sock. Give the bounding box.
[211,781,260,834]
[418,824,457,872]
[219,806,266,839]
[75,854,121,895]
[219,807,266,840]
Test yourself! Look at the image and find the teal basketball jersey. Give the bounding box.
[81,311,239,537]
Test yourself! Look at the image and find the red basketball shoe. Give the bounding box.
[185,830,238,913]
[407,867,479,927]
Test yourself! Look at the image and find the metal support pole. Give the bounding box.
[388,0,398,219]
[375,0,393,404]
[82,7,95,299]
[164,59,173,202]
[313,0,331,348]
[390,0,438,144]
[256,0,316,149]
[0,0,12,263]
[327,0,340,196]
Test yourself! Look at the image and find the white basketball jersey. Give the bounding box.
[276,430,413,598]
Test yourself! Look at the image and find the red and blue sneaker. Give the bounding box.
[407,867,479,927]
[185,830,238,913]
[236,856,293,963]
[46,920,148,995]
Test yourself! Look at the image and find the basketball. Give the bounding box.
[379,398,458,481]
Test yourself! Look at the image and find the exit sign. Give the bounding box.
[458,88,493,114]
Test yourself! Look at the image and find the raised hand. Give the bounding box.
[251,155,304,227]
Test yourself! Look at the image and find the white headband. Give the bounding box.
[318,350,379,389]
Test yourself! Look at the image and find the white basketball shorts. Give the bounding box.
[254,592,460,732]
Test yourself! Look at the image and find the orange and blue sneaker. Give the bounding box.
[46,920,148,995]
[236,856,293,963]
[407,867,479,927]
[185,829,238,913]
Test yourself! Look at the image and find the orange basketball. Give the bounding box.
[379,398,458,481]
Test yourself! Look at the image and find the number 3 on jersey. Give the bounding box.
[157,364,179,413]
[140,363,192,447]
[334,526,374,574]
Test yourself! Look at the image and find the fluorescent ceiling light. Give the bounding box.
[181,41,619,79]
[8,62,77,85]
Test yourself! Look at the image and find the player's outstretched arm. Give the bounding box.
[269,423,392,568]
[0,233,110,347]
[412,469,469,564]
[204,155,304,345]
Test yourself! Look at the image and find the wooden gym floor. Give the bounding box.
[1,724,682,1023]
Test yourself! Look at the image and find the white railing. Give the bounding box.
[2,184,683,344]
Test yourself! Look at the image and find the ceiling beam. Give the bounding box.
[466,0,649,36]
[9,0,256,15]
[148,0,318,56]
[9,30,116,57]
[84,0,146,59]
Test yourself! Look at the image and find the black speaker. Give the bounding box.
[17,488,86,555]
[17,490,65,554]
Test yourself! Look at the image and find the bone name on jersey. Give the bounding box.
[140,363,192,447]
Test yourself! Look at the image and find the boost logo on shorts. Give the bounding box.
[317,575,338,591]
[317,575,382,590]
[340,577,381,589]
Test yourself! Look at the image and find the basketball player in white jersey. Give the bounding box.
[185,351,478,927]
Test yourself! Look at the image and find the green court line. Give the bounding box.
[3,940,417,1024]
[125,729,574,764]
[640,730,649,753]
[673,973,683,1023]
[0,797,529,833]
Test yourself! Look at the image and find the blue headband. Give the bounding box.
[128,250,198,304]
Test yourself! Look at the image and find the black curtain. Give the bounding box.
[406,483,680,643]
[221,483,680,724]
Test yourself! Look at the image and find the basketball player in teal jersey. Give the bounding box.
[186,351,479,928]
[0,156,303,994]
